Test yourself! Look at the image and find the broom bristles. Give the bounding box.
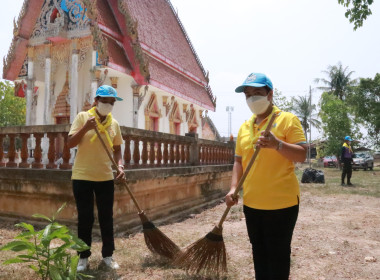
[173,226,227,276]
[139,212,181,259]
[143,221,181,259]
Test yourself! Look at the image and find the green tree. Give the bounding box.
[347,73,380,149]
[0,81,26,126]
[314,62,357,101]
[272,88,292,112]
[289,95,321,142]
[338,0,373,30]
[319,92,361,162]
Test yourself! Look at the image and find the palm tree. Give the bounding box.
[314,62,357,100]
[289,95,321,142]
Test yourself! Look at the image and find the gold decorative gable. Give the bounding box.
[144,93,161,131]
[169,101,182,134]
[187,104,198,133]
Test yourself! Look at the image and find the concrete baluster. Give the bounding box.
[46,133,57,169]
[149,140,155,167]
[180,143,185,165]
[0,135,4,167]
[186,144,190,165]
[163,141,168,166]
[169,141,175,166]
[156,140,162,166]
[59,133,71,169]
[32,133,44,169]
[123,136,131,168]
[132,137,140,168]
[199,144,203,165]
[6,135,17,168]
[141,138,148,166]
[207,146,212,165]
[175,142,180,166]
[19,133,30,168]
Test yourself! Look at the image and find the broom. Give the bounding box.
[94,128,180,259]
[173,112,278,275]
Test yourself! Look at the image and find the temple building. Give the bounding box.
[3,0,218,139]
[0,0,234,231]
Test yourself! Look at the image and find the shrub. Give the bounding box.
[0,203,92,280]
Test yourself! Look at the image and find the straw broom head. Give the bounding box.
[173,226,227,276]
[139,212,181,260]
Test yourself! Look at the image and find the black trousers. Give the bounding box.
[244,204,299,280]
[341,159,352,183]
[72,180,115,258]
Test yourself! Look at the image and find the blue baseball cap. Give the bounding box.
[96,85,123,101]
[345,136,352,141]
[235,73,273,93]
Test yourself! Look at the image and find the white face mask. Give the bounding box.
[246,95,270,115]
[97,101,114,116]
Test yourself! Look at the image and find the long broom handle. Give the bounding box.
[217,113,278,228]
[94,128,143,214]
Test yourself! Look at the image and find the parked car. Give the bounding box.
[373,151,380,159]
[323,155,338,167]
[352,153,374,171]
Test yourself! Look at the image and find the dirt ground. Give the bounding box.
[0,168,379,280]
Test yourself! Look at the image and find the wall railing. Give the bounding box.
[0,125,235,170]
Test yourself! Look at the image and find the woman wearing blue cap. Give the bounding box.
[68,85,125,271]
[341,136,354,186]
[225,73,307,280]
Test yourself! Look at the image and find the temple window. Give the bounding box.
[169,101,182,135]
[144,93,161,132]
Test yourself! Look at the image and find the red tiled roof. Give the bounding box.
[123,0,215,110]
[97,0,123,39]
[148,58,214,110]
[3,0,45,81]
[126,0,206,80]
[97,0,121,33]
[106,36,133,74]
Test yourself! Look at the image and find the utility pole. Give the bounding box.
[226,106,234,138]
[309,86,312,168]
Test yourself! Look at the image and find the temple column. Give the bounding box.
[70,39,79,123]
[43,43,52,125]
[26,47,35,126]
[91,49,97,100]
[132,85,141,128]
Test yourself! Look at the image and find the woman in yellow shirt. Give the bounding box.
[68,85,125,272]
[225,73,307,280]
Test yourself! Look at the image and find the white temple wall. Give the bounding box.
[25,55,205,138]
[133,85,203,137]
[77,52,92,112]
[106,74,134,128]
[34,81,45,125]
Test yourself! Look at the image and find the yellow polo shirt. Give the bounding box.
[69,111,123,181]
[235,110,306,210]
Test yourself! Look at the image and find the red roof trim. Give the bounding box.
[140,42,207,87]
[107,0,147,85]
[150,79,214,111]
[107,62,130,74]
[3,0,45,81]
[98,23,124,42]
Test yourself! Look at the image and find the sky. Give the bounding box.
[1,0,380,140]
